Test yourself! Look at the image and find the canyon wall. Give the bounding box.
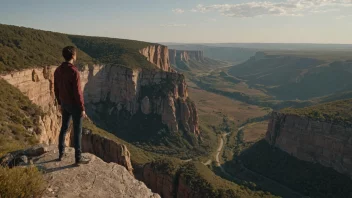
[139,45,173,72]
[1,66,133,173]
[1,45,200,172]
[82,64,199,136]
[140,164,194,198]
[1,66,62,145]
[169,50,204,65]
[266,112,352,178]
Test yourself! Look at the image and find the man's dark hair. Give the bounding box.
[62,46,77,61]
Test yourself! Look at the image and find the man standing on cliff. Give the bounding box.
[54,46,90,165]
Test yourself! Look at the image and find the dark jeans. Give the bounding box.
[58,103,83,161]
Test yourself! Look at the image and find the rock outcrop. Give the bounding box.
[169,50,204,65]
[4,145,159,198]
[266,112,352,178]
[139,45,173,72]
[80,128,133,174]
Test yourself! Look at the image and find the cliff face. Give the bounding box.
[1,53,200,171]
[140,164,193,198]
[80,128,133,174]
[169,49,204,65]
[266,112,352,178]
[82,64,199,136]
[1,66,134,174]
[1,67,62,145]
[139,45,173,72]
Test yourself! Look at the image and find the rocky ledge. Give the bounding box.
[1,145,160,198]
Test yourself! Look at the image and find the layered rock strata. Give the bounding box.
[266,112,352,178]
[1,50,200,172]
[140,164,193,198]
[82,64,199,136]
[139,45,173,72]
[169,50,204,65]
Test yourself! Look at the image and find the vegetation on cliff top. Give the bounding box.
[0,23,156,73]
[69,35,155,69]
[0,24,93,72]
[178,162,276,198]
[0,79,42,156]
[281,99,352,124]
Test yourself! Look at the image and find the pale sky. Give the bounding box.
[1,0,352,44]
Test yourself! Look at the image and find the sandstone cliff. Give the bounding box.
[139,163,194,198]
[169,49,204,65]
[1,62,200,171]
[82,64,200,137]
[1,67,62,145]
[1,66,134,174]
[139,45,173,72]
[266,112,352,178]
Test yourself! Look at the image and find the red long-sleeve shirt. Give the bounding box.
[54,62,85,111]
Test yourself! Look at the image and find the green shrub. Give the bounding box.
[0,166,45,198]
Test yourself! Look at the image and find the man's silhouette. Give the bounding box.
[54,46,90,165]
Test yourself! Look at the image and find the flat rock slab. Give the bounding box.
[32,146,159,198]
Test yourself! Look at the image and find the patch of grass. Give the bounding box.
[0,166,45,198]
[281,99,352,124]
[242,121,268,143]
[0,79,42,156]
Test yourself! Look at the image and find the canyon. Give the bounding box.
[266,112,352,178]
[0,44,202,196]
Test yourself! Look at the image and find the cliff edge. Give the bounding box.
[2,145,159,198]
[266,110,352,178]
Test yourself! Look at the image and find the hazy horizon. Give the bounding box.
[2,0,352,44]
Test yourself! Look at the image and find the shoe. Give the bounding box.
[75,156,90,165]
[57,153,66,161]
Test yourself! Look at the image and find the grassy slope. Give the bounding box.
[0,24,93,72]
[0,79,45,197]
[0,79,42,156]
[281,99,352,124]
[0,23,155,73]
[68,35,156,69]
[264,50,352,62]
